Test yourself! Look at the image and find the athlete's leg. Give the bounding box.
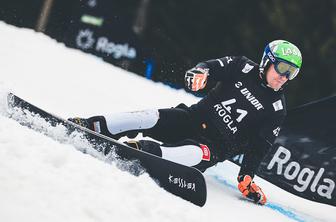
[126,139,220,172]
[69,104,198,142]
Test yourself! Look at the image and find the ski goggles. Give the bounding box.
[265,45,300,80]
[274,60,300,80]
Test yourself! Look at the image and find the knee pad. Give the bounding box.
[126,139,203,167]
[104,110,160,135]
[160,140,204,167]
[128,139,214,169]
[86,116,141,140]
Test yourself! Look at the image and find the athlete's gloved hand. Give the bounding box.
[185,67,209,91]
[237,175,267,205]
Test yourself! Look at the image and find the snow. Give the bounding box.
[0,22,334,222]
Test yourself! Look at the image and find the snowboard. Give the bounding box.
[6,93,207,206]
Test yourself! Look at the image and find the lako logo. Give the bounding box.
[76,29,137,59]
[267,146,335,199]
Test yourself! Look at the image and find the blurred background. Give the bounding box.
[0,0,335,107]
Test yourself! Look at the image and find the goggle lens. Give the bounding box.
[275,61,299,80]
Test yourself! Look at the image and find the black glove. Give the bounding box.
[184,67,209,91]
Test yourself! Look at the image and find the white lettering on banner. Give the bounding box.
[267,146,335,199]
[96,37,136,59]
[76,29,137,59]
[76,29,95,49]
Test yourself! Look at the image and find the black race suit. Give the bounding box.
[144,56,286,178]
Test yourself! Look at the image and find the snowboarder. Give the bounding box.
[70,40,302,205]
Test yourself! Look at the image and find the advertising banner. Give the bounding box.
[258,96,336,206]
[63,0,145,71]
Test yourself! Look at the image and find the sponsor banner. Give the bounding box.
[63,0,145,67]
[75,28,137,60]
[258,96,336,206]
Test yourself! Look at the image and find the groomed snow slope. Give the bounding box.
[0,22,334,222]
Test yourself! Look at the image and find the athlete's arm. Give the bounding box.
[195,56,246,81]
[237,104,286,204]
[239,108,286,178]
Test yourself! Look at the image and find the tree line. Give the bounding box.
[141,0,336,107]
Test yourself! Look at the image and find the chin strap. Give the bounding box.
[259,60,271,87]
